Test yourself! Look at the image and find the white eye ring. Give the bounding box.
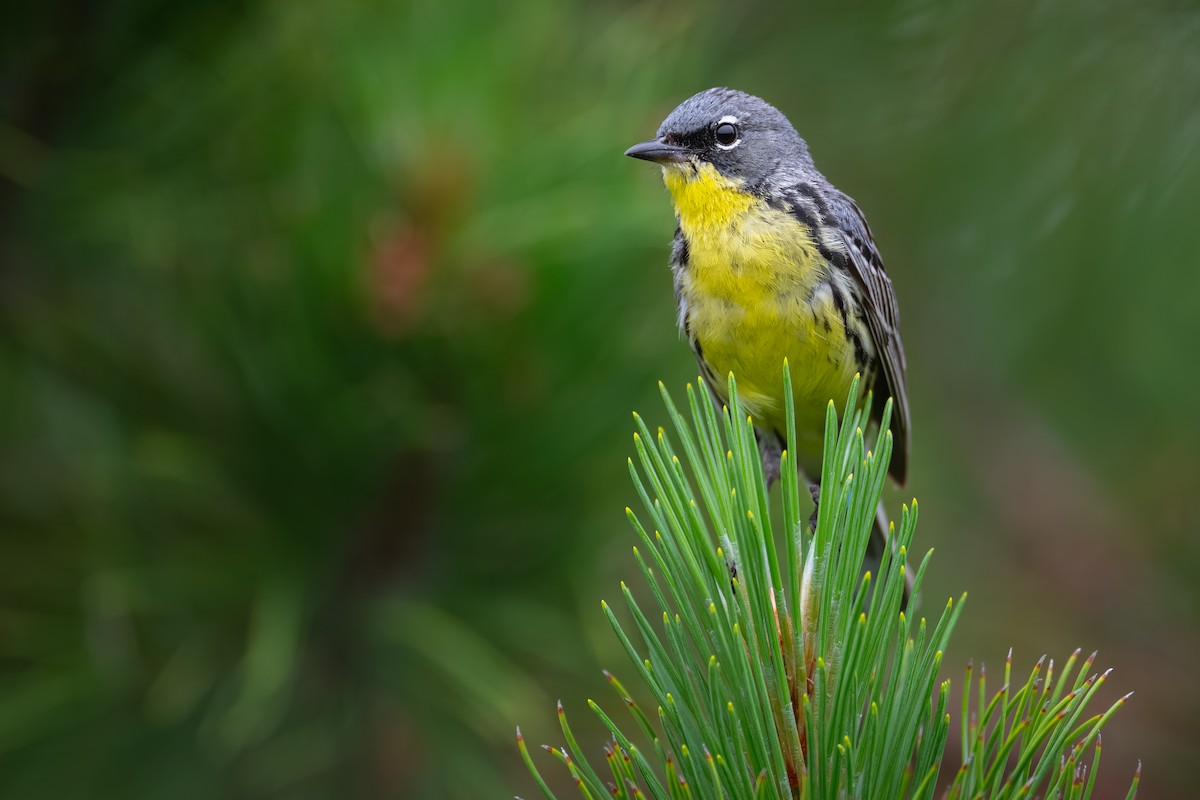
[715,115,740,150]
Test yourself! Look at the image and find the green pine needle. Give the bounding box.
[519,370,1138,799]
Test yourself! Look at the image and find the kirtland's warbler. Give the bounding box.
[626,87,910,576]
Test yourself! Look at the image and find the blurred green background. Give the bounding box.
[2,0,1198,797]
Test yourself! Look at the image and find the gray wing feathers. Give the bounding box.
[827,192,911,484]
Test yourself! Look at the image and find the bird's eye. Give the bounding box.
[715,122,739,148]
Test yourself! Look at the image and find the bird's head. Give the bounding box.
[625,87,812,193]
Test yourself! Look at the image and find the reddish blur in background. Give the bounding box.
[2,1,1198,798]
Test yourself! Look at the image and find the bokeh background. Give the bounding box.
[3,1,1198,797]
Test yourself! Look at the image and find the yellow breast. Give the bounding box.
[664,162,864,467]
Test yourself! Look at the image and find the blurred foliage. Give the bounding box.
[1,0,1198,797]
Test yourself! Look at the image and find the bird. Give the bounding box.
[625,87,910,585]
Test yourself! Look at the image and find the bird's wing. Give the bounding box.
[823,190,911,484]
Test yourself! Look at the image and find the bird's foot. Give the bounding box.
[808,483,821,532]
[757,433,783,489]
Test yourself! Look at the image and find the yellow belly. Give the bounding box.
[665,163,864,470]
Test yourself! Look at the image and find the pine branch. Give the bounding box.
[519,367,1138,800]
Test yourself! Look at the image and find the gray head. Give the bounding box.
[625,88,813,190]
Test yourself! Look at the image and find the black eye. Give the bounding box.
[715,122,738,146]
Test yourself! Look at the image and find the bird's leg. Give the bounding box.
[808,483,821,532]
[757,431,784,489]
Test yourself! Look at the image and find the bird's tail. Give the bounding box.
[864,500,913,609]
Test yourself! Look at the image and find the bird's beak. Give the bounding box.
[624,138,690,164]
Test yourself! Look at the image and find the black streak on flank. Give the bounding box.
[847,328,870,371]
[791,186,845,266]
[830,283,851,331]
[775,195,820,235]
[773,193,843,265]
[816,240,841,267]
[831,282,868,367]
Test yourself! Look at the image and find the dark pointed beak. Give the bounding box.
[625,138,690,164]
